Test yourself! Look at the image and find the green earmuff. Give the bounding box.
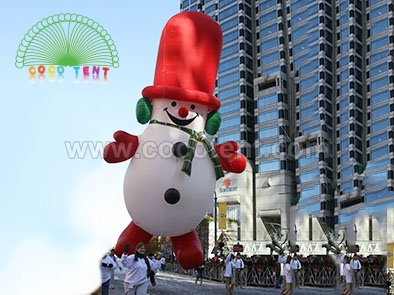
[205,111,221,135]
[136,98,152,124]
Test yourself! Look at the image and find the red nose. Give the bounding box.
[178,107,189,118]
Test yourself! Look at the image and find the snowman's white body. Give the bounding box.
[123,99,216,237]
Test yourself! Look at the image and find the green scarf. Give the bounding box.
[149,119,224,180]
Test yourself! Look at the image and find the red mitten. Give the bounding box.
[215,141,247,173]
[104,131,139,163]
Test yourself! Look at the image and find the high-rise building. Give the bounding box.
[180,0,394,257]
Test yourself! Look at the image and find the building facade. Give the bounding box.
[180,0,394,257]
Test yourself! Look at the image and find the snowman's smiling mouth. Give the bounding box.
[164,108,198,126]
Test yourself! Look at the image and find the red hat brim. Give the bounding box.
[142,85,220,112]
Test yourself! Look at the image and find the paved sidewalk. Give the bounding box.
[108,270,387,295]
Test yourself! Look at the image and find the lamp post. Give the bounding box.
[214,191,218,255]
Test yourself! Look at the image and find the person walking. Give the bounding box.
[195,263,205,285]
[121,242,153,295]
[281,255,293,295]
[100,251,117,295]
[343,256,353,295]
[350,254,361,289]
[290,254,301,290]
[109,248,122,289]
[223,250,235,295]
[233,252,245,289]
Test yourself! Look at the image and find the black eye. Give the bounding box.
[190,104,195,110]
[171,101,177,107]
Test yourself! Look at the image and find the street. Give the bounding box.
[107,269,387,295]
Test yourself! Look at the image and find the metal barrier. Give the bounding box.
[166,262,387,290]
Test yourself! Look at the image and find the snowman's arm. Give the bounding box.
[214,141,247,173]
[104,131,139,163]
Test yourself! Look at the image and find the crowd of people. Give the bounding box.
[99,243,383,295]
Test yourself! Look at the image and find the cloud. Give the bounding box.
[1,162,131,295]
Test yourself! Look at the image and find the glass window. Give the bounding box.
[370,5,388,19]
[371,76,388,91]
[258,93,277,107]
[300,168,319,183]
[370,132,387,146]
[299,87,318,105]
[219,0,236,9]
[259,0,276,11]
[260,23,277,37]
[341,138,349,150]
[370,62,387,77]
[340,212,357,224]
[205,4,217,14]
[258,109,277,122]
[260,10,276,23]
[262,52,279,65]
[371,119,389,132]
[300,183,320,202]
[218,85,239,100]
[292,5,318,24]
[262,65,279,75]
[339,57,348,67]
[371,37,388,50]
[259,126,278,139]
[218,131,240,144]
[261,37,278,50]
[299,60,318,76]
[219,70,239,87]
[221,43,239,59]
[299,202,320,214]
[259,142,279,156]
[371,145,387,159]
[221,116,239,130]
[220,100,239,115]
[220,17,238,31]
[371,90,389,104]
[372,19,388,35]
[341,152,349,163]
[299,152,318,166]
[340,125,349,136]
[341,112,349,123]
[260,159,279,172]
[223,29,239,44]
[371,105,388,119]
[365,187,392,202]
[341,70,349,80]
[341,165,353,178]
[219,57,239,74]
[370,50,388,64]
[219,4,238,21]
[300,100,318,118]
[300,73,318,90]
[367,158,388,170]
[341,27,349,38]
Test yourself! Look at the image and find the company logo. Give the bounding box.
[219,178,238,193]
[15,13,119,83]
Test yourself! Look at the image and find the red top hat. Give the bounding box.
[142,11,222,112]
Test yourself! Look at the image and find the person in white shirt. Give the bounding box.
[343,256,353,295]
[233,252,245,289]
[147,253,161,286]
[290,254,302,289]
[282,255,293,295]
[350,254,361,289]
[101,252,117,295]
[121,242,154,295]
[223,250,235,295]
[278,251,288,291]
[109,248,122,289]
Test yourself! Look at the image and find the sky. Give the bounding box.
[0,1,180,294]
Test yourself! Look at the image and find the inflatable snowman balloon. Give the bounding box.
[104,11,246,270]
